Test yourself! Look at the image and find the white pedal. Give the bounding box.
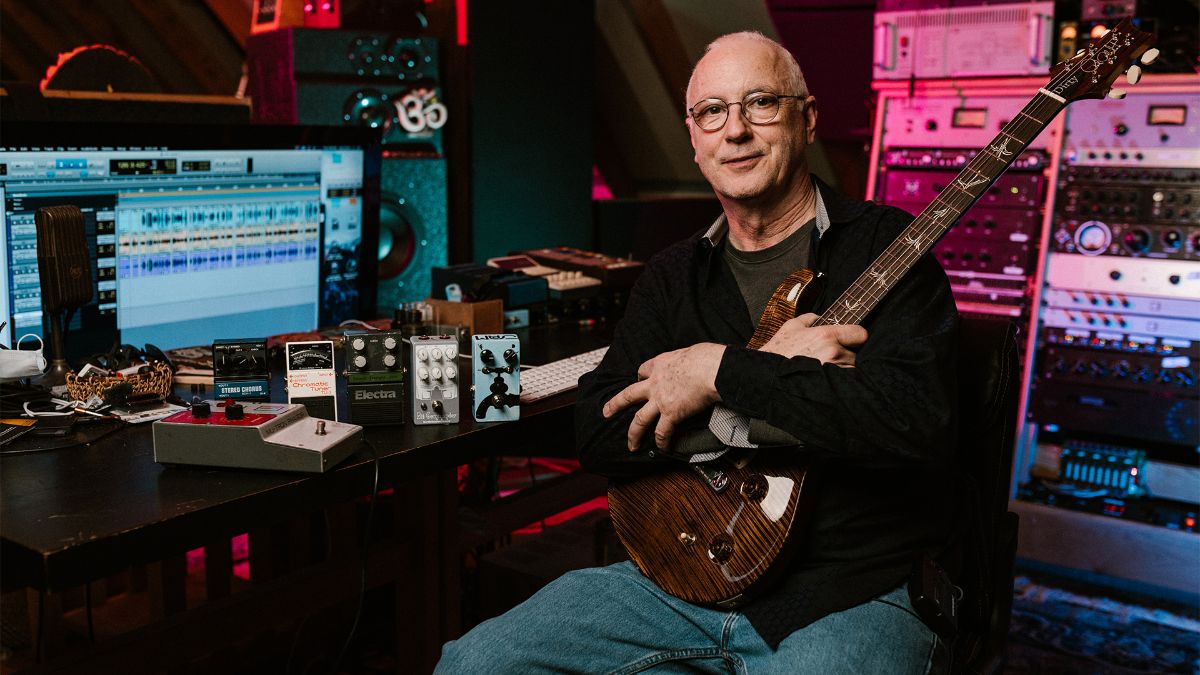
[153,400,362,473]
[409,335,460,425]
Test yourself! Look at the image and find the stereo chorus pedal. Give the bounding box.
[344,329,405,425]
[472,334,520,422]
[213,337,271,401]
[409,335,459,425]
[153,399,362,473]
[285,340,338,421]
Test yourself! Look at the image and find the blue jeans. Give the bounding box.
[437,561,942,674]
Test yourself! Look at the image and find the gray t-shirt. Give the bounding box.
[722,217,816,325]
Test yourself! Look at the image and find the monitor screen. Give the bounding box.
[0,122,380,358]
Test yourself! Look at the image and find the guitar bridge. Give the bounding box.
[690,463,729,493]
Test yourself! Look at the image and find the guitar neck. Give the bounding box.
[814,90,1066,328]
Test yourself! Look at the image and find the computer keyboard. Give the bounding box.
[519,346,609,403]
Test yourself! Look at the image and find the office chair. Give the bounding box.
[948,314,1022,674]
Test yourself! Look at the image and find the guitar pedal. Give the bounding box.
[285,340,338,421]
[408,335,459,425]
[213,337,270,401]
[472,334,520,422]
[344,330,405,425]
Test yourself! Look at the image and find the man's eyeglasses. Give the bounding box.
[688,92,804,131]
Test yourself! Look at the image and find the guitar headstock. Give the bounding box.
[1046,18,1157,102]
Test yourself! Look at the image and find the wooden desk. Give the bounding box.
[0,323,611,672]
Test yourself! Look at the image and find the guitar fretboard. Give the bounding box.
[813,90,1066,327]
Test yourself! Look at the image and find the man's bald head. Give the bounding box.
[686,32,808,109]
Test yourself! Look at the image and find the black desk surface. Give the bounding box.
[1,322,613,592]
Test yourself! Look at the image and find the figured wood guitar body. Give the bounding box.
[607,20,1155,608]
[609,268,823,608]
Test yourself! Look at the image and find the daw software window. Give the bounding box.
[0,126,376,354]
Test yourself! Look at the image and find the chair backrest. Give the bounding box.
[952,314,1022,674]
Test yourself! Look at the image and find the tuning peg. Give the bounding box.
[1140,47,1160,65]
[1108,88,1127,99]
[1126,65,1142,84]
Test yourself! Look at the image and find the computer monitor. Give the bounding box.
[0,122,380,359]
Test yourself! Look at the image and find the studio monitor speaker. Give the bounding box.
[247,29,444,151]
[377,156,447,313]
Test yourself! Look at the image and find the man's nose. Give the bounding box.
[723,103,752,139]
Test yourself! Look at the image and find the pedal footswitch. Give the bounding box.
[409,335,459,425]
[344,329,405,425]
[472,334,520,422]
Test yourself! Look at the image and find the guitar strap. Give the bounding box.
[699,185,831,461]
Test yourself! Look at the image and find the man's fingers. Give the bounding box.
[835,325,869,347]
[637,357,656,380]
[795,313,819,327]
[603,381,649,417]
[653,414,677,450]
[627,400,660,451]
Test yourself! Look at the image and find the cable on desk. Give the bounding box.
[0,420,127,455]
[330,437,381,675]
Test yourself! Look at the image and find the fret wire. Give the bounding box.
[818,80,1075,326]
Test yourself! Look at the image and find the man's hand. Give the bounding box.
[602,343,726,451]
[761,313,868,367]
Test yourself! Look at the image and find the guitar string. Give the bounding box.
[812,31,1135,328]
[813,25,1144,327]
[812,94,1061,326]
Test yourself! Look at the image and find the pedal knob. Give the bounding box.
[739,474,768,502]
[225,402,244,420]
[351,337,366,351]
[432,400,444,415]
[383,354,397,368]
[354,355,368,369]
[444,364,457,379]
[707,534,734,564]
[383,336,397,350]
[503,348,517,363]
[191,398,211,418]
[480,348,495,364]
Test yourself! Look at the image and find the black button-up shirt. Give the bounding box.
[576,177,961,647]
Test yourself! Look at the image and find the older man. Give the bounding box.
[438,31,958,673]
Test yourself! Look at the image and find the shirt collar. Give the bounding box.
[702,176,834,248]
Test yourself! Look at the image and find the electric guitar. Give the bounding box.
[608,19,1157,608]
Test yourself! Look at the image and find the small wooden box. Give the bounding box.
[424,298,504,335]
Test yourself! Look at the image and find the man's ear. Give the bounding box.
[803,96,818,143]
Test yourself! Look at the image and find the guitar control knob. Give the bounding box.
[739,474,768,502]
[707,534,734,564]
[678,532,696,546]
